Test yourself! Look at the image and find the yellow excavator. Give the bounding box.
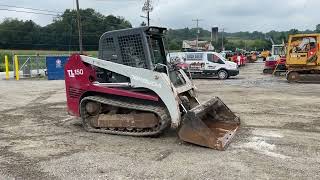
[286,34,320,83]
[260,50,271,61]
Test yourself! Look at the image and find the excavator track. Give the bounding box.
[80,96,171,136]
[287,71,320,83]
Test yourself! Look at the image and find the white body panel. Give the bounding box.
[80,55,188,127]
[167,52,238,73]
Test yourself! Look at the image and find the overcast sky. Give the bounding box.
[0,0,318,32]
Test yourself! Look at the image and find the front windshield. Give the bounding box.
[215,53,227,62]
[290,36,317,53]
[298,37,316,51]
[273,46,285,56]
[148,35,167,66]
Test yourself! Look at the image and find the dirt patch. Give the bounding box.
[0,63,320,179]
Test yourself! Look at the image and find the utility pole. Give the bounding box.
[147,6,150,26]
[142,0,153,26]
[221,28,225,51]
[192,19,203,50]
[76,0,83,53]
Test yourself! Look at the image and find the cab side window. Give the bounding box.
[207,54,225,64]
[290,36,317,53]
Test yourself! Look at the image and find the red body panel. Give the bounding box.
[264,56,286,69]
[64,54,159,117]
[231,55,246,66]
[175,63,190,70]
[308,48,317,58]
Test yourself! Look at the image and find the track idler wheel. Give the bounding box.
[287,71,300,83]
[85,101,101,115]
[263,69,273,74]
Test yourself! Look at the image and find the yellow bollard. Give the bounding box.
[5,55,9,80]
[14,55,19,80]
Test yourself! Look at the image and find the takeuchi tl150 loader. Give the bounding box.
[65,27,240,150]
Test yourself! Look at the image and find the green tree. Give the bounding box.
[212,37,228,51]
[0,18,41,49]
[250,39,272,51]
[0,8,132,50]
[288,29,299,35]
[168,39,181,50]
[316,24,320,33]
[45,8,132,51]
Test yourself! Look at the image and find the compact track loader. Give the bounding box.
[65,27,240,150]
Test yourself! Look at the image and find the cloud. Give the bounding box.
[0,0,318,32]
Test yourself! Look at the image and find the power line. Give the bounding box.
[0,8,60,16]
[70,14,131,29]
[0,36,98,45]
[0,23,128,37]
[0,40,98,47]
[0,28,101,37]
[0,9,131,29]
[0,4,63,14]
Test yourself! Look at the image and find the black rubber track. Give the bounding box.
[80,96,171,136]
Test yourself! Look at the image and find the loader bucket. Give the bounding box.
[178,97,240,151]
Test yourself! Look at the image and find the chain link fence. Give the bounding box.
[15,55,47,78]
[1,52,101,80]
[0,54,70,80]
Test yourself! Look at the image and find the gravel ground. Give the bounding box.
[0,62,319,180]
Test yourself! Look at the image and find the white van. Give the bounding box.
[167,52,239,79]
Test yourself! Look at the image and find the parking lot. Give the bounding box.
[0,62,319,179]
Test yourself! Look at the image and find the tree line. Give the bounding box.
[0,8,320,52]
[167,26,320,51]
[0,8,132,51]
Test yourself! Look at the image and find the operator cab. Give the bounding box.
[287,35,319,65]
[97,26,186,87]
[99,26,167,69]
[97,26,168,83]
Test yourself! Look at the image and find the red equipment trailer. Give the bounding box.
[263,56,287,75]
[231,53,247,66]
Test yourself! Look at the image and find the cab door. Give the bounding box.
[287,36,318,65]
[206,53,225,72]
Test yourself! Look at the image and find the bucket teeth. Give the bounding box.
[178,97,240,150]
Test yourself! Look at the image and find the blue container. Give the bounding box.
[46,56,69,80]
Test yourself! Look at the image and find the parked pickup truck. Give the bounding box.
[167,52,239,80]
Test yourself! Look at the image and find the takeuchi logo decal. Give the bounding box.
[131,75,162,88]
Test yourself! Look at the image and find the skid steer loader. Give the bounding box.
[65,26,240,150]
